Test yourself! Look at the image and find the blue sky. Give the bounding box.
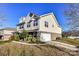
[0,3,69,31]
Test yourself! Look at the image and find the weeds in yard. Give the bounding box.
[6,47,10,56]
[56,37,79,46]
[0,42,78,56]
[20,49,26,56]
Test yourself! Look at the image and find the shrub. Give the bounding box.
[14,34,20,41]
[25,35,38,43]
[19,30,28,40]
[10,30,38,43]
[32,37,37,43]
[26,35,33,43]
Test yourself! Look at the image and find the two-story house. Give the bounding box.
[17,12,62,42]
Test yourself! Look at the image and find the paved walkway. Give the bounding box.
[46,41,79,51]
[12,41,46,45]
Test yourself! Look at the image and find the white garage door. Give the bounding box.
[40,33,51,42]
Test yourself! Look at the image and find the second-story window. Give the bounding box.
[19,24,24,29]
[33,20,38,26]
[45,21,48,27]
[27,22,30,27]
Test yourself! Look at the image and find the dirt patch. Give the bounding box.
[0,42,79,56]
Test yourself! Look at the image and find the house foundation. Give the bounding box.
[51,33,62,40]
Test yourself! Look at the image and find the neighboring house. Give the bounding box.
[63,31,79,39]
[0,28,16,40]
[17,12,62,42]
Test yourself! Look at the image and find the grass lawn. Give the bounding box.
[55,37,79,46]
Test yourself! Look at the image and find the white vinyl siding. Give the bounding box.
[39,14,62,34]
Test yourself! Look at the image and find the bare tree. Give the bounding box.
[64,4,79,31]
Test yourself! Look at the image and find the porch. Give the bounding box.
[0,35,3,40]
[28,32,40,40]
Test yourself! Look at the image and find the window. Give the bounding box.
[19,24,24,29]
[33,20,38,26]
[27,22,30,27]
[34,15,37,18]
[21,25,24,28]
[45,21,48,27]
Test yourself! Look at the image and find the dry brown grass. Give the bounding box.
[0,42,79,56]
[56,37,79,46]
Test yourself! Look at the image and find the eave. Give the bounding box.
[17,22,25,26]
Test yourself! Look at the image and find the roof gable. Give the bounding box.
[20,12,60,27]
[40,13,59,27]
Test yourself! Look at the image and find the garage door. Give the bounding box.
[40,33,51,42]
